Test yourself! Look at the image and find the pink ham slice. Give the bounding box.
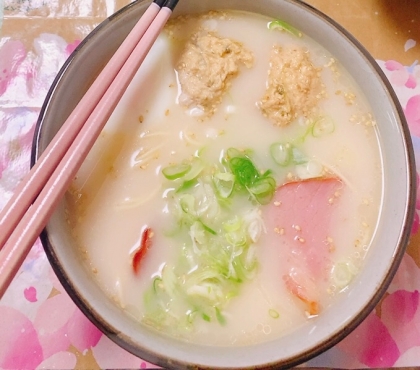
[263,177,344,315]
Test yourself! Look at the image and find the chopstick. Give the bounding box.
[0,0,179,298]
[0,0,166,249]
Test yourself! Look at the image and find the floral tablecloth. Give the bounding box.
[1,0,420,368]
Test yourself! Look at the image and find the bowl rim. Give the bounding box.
[31,0,417,369]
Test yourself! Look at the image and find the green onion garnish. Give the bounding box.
[162,163,191,180]
[213,172,235,198]
[215,307,226,325]
[270,142,291,166]
[183,157,205,181]
[312,116,335,137]
[268,19,302,37]
[144,147,273,330]
[226,148,276,205]
[229,156,260,187]
[291,147,307,165]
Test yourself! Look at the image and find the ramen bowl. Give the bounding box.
[32,0,416,368]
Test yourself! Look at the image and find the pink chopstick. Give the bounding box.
[0,0,179,298]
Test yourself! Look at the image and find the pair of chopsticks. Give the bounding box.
[0,0,179,298]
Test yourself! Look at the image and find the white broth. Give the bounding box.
[66,10,382,346]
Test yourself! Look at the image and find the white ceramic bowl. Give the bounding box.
[32,0,416,368]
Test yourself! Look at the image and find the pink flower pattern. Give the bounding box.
[385,60,418,89]
[0,34,154,369]
[1,19,420,370]
[323,254,420,368]
[337,311,401,367]
[405,94,420,137]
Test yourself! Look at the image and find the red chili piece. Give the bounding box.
[132,227,153,275]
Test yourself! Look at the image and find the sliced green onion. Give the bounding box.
[245,213,264,243]
[269,309,280,319]
[312,116,335,137]
[215,307,226,326]
[248,178,275,205]
[149,147,270,329]
[179,194,196,215]
[231,258,254,282]
[296,160,323,180]
[261,169,273,178]
[189,221,207,249]
[226,147,243,159]
[253,192,274,206]
[161,265,178,300]
[225,231,247,247]
[187,310,197,324]
[176,179,197,193]
[226,149,276,205]
[153,277,163,293]
[270,142,291,166]
[215,172,235,182]
[213,172,235,198]
[264,176,276,189]
[268,19,302,37]
[345,260,360,275]
[291,147,307,164]
[198,219,217,235]
[223,216,242,233]
[332,262,354,289]
[248,179,273,196]
[229,156,260,187]
[162,163,191,180]
[183,157,205,181]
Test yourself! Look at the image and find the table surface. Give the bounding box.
[1,0,420,369]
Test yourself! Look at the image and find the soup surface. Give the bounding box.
[66,10,382,346]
